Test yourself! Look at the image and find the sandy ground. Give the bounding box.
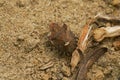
[0,0,120,80]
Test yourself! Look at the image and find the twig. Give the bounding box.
[93,26,120,42]
[76,47,107,80]
[78,19,93,52]
[70,19,94,72]
[95,14,120,23]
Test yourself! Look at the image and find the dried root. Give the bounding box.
[76,47,107,80]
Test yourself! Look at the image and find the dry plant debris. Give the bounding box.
[77,19,93,53]
[93,26,120,42]
[48,15,120,80]
[95,14,120,23]
[76,47,107,80]
[93,15,120,42]
[70,19,94,72]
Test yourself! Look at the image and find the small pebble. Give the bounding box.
[61,63,71,77]
[112,0,120,6]
[62,77,69,80]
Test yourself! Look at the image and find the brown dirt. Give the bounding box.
[0,0,120,80]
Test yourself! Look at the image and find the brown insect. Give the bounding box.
[48,23,77,54]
